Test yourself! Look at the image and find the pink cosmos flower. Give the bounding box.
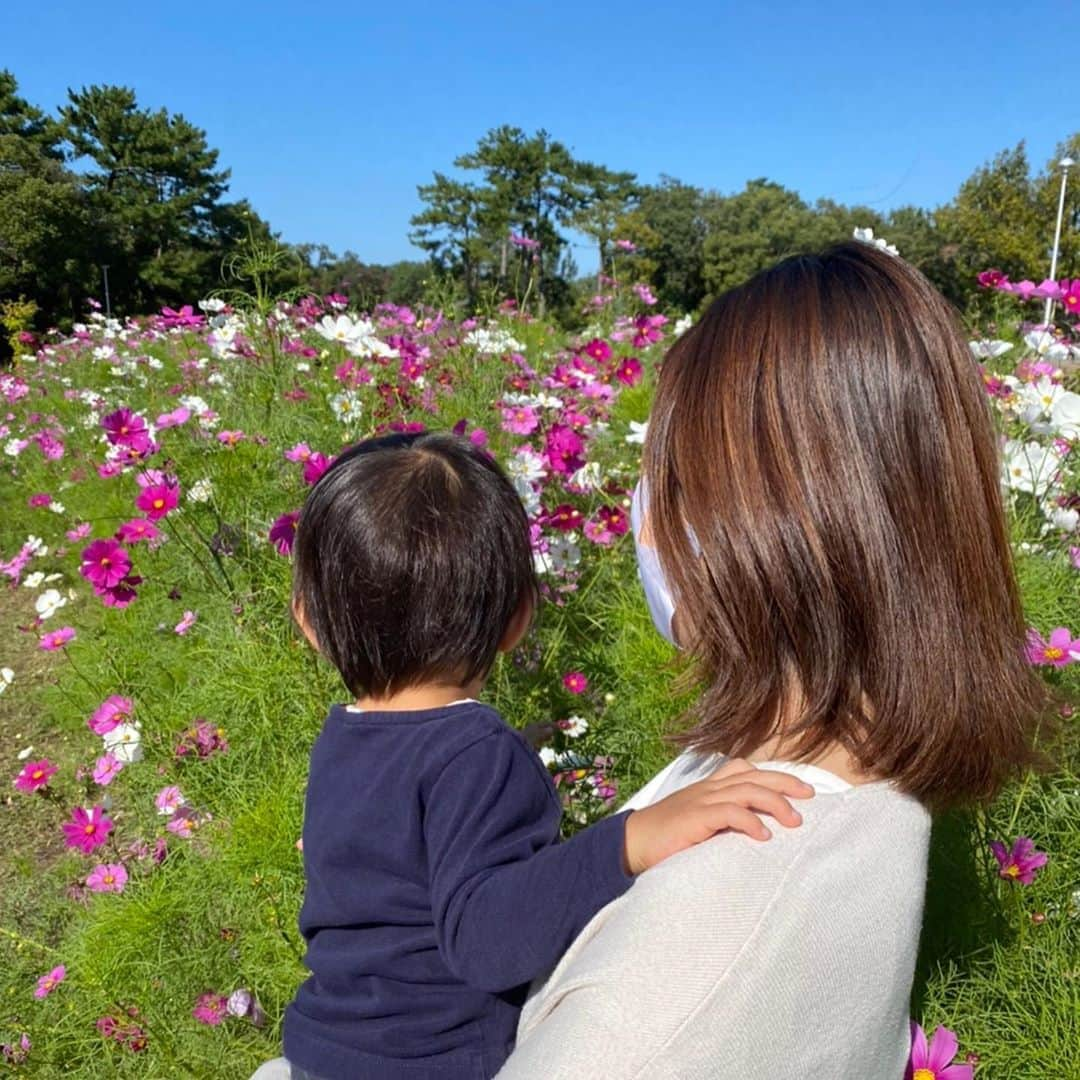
[28,493,52,508]
[1025,626,1080,667]
[175,719,228,759]
[509,232,540,251]
[115,518,159,544]
[501,406,540,435]
[66,523,92,542]
[615,357,643,387]
[40,627,75,651]
[155,785,186,815]
[1070,547,1080,571]
[156,406,191,429]
[80,538,131,589]
[136,482,179,520]
[584,518,614,546]
[633,283,658,306]
[615,238,637,252]
[62,805,113,854]
[13,758,58,793]
[977,269,1007,289]
[174,610,197,635]
[192,992,229,1025]
[86,863,128,894]
[269,511,300,556]
[159,304,204,329]
[167,811,198,838]
[89,696,134,736]
[92,753,124,786]
[599,505,629,536]
[303,452,335,486]
[217,430,245,448]
[563,672,588,694]
[632,314,667,349]
[34,965,66,999]
[990,837,1048,884]
[284,442,313,463]
[905,1023,973,1080]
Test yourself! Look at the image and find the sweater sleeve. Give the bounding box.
[424,728,633,993]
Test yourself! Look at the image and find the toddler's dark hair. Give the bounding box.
[292,432,537,697]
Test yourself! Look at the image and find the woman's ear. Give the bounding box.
[291,595,321,653]
[497,594,535,654]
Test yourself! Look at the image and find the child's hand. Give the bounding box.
[622,759,815,875]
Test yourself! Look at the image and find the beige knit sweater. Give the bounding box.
[498,755,931,1079]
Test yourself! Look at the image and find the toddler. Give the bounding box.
[266,431,811,1080]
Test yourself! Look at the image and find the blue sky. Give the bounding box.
[8,1,1077,269]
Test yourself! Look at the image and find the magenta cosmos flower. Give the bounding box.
[115,517,159,544]
[89,695,133,736]
[217,430,245,448]
[192,992,229,1025]
[13,758,58,793]
[135,482,179,520]
[303,452,335,485]
[101,408,149,447]
[40,627,75,651]
[86,863,128,894]
[62,805,113,854]
[547,504,584,532]
[616,357,643,386]
[990,837,1048,884]
[563,672,588,694]
[1025,626,1080,667]
[80,538,131,590]
[34,965,66,1000]
[269,511,300,555]
[905,1023,973,1080]
[544,424,586,476]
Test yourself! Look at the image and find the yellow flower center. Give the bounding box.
[1044,647,1064,661]
[1005,864,1021,878]
[913,1070,936,1080]
[153,498,164,509]
[84,823,96,835]
[103,873,114,884]
[31,769,43,780]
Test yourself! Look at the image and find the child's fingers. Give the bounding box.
[706,783,803,828]
[707,804,772,841]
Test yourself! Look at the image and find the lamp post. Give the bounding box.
[101,265,112,319]
[1043,156,1075,327]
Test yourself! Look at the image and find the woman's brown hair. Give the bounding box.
[644,241,1046,808]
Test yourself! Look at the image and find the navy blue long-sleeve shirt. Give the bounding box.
[283,701,633,1080]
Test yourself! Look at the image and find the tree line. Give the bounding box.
[3,66,1080,354]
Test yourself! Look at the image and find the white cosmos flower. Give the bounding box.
[25,536,46,557]
[0,668,13,696]
[969,339,1014,359]
[103,722,143,764]
[1051,391,1080,441]
[563,716,589,738]
[674,314,694,338]
[328,392,364,425]
[545,534,582,574]
[199,297,226,313]
[506,449,546,486]
[187,478,214,503]
[1017,376,1065,427]
[1023,330,1071,362]
[315,315,397,359]
[1002,439,1062,497]
[538,747,558,767]
[22,571,45,589]
[625,420,648,445]
[34,589,68,620]
[462,326,525,355]
[570,462,604,492]
[48,501,65,514]
[516,482,541,516]
[1050,506,1079,533]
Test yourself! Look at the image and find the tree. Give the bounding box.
[0,70,62,158]
[409,174,488,305]
[570,162,638,285]
[60,84,234,313]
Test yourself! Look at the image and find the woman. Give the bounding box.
[497,242,1044,1077]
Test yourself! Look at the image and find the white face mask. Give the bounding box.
[631,481,678,647]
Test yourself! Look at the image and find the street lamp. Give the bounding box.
[101,265,112,319]
[1043,156,1075,326]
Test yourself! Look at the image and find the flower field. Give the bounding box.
[1,264,1078,1078]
